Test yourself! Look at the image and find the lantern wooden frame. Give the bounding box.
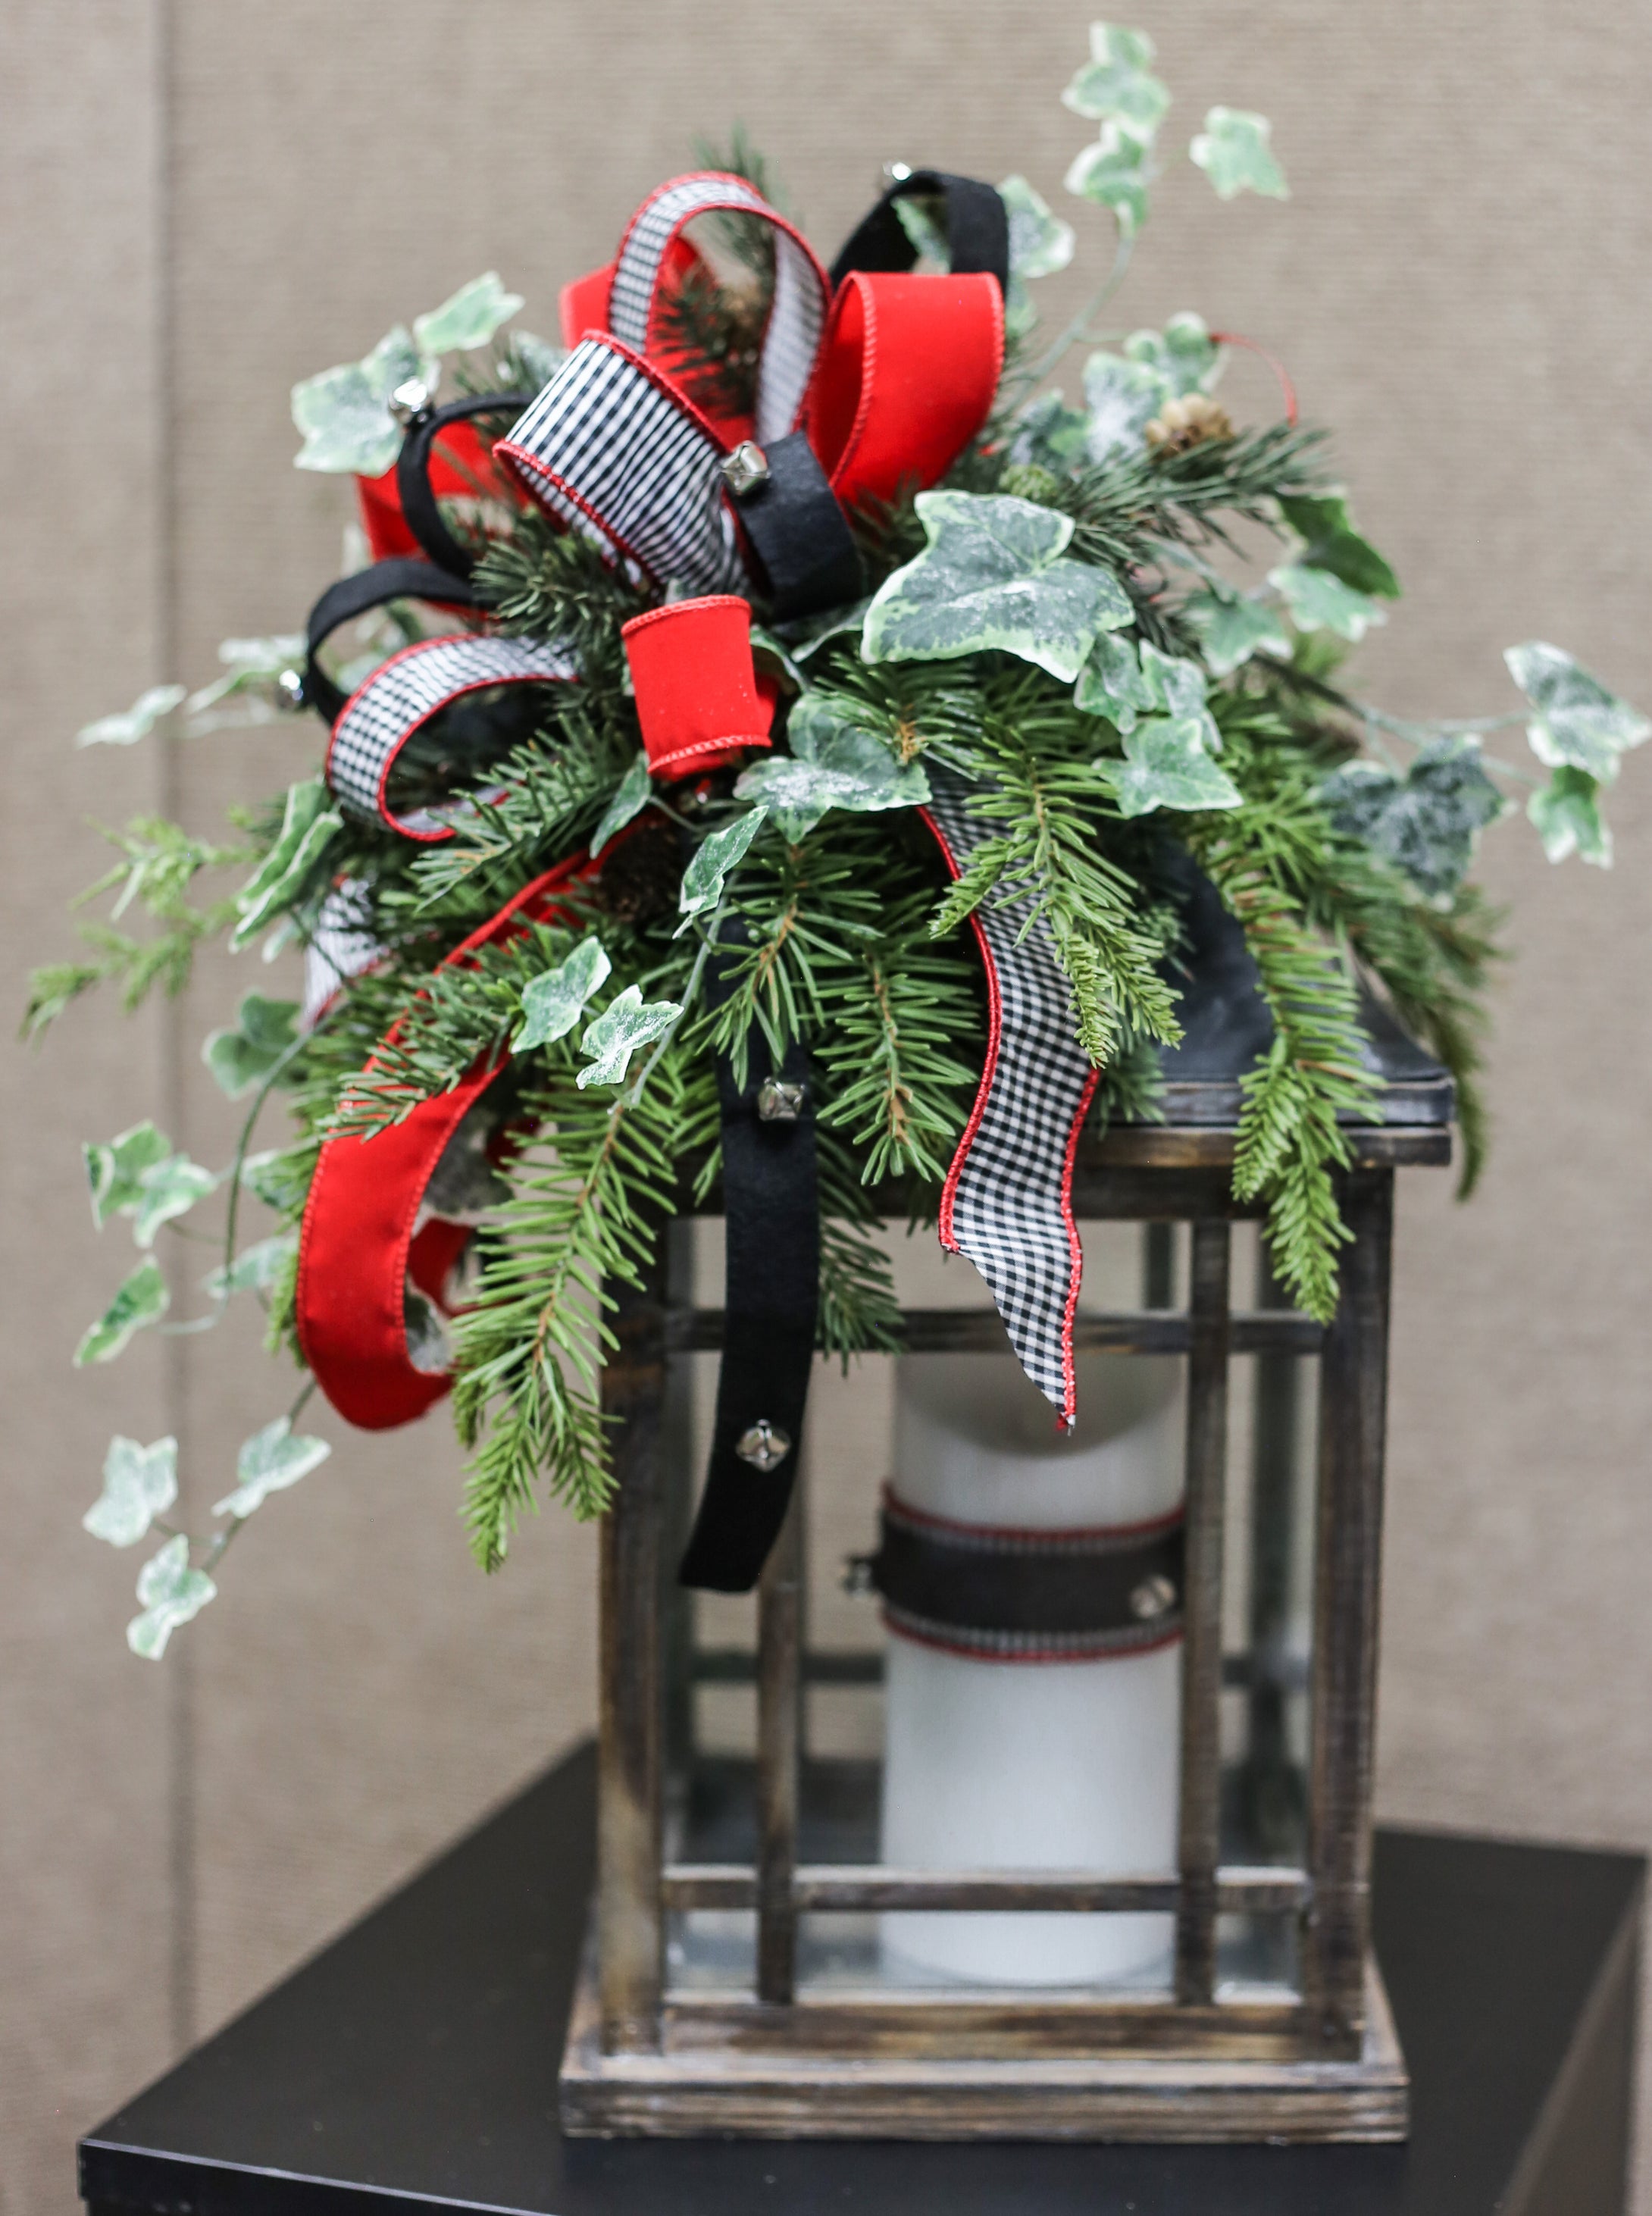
[559,1119,1447,2142]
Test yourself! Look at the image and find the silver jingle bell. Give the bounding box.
[756,1078,806,1123]
[720,440,770,499]
[1129,1572,1178,1623]
[735,1419,792,1474]
[389,376,436,429]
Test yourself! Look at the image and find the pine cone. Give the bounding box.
[1144,393,1234,457]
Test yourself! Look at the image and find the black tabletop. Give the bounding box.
[80,1742,1643,2216]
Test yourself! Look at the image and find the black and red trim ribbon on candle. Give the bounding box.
[294,164,1112,1590]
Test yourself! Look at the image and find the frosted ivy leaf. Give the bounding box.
[678,808,767,922]
[404,1282,452,1375]
[413,272,525,356]
[1278,493,1400,599]
[1006,392,1090,475]
[1184,592,1291,677]
[1270,564,1386,643]
[577,984,684,1089]
[590,753,652,859]
[1083,349,1167,462]
[231,780,342,950]
[1140,643,1211,723]
[203,994,300,1098]
[1191,108,1288,201]
[1528,764,1612,865]
[1062,24,1169,140]
[736,692,930,840]
[213,1416,331,1520]
[1125,314,1219,397]
[1075,630,1156,732]
[75,1258,169,1366]
[506,331,563,390]
[893,196,950,271]
[132,1154,217,1249]
[514,934,612,1051]
[292,326,429,477]
[780,599,874,663]
[1505,642,1650,782]
[1109,718,1244,818]
[418,1106,512,1231]
[1319,737,1507,899]
[83,1435,177,1548]
[239,1146,311,1214]
[1000,176,1076,280]
[127,1535,215,1660]
[1064,123,1151,235]
[76,684,186,750]
[204,1232,297,1300]
[86,1122,172,1227]
[185,636,306,730]
[863,492,1131,682]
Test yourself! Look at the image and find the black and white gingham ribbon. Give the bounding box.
[924,767,1100,1425]
[327,634,575,840]
[496,339,749,596]
[302,880,381,1030]
[607,172,828,445]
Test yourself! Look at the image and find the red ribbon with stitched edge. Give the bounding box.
[622,596,778,779]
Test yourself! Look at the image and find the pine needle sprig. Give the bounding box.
[1062,421,1329,574]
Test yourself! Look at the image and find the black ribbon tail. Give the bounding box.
[828,168,1010,296]
[302,559,483,724]
[677,1006,819,1595]
[730,430,863,621]
[395,390,534,580]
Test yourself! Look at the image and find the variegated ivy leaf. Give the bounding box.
[577,984,684,1090]
[131,1155,217,1249]
[86,1122,173,1227]
[75,684,186,749]
[678,806,768,922]
[1278,493,1400,599]
[412,272,525,356]
[1006,391,1091,476]
[1084,316,1219,463]
[1191,107,1288,201]
[127,1535,215,1660]
[1126,313,1219,396]
[1183,592,1291,677]
[1062,23,1170,141]
[1270,563,1387,642]
[1108,718,1244,818]
[83,1435,178,1548]
[212,1416,332,1519]
[204,1231,298,1300]
[231,780,343,950]
[293,326,432,476]
[202,994,301,1099]
[1064,121,1151,236]
[75,1258,170,1366]
[1075,629,1156,732]
[419,1107,512,1230]
[780,600,874,664]
[862,492,1131,683]
[590,752,652,858]
[514,934,612,1051]
[893,195,950,270]
[736,692,930,840]
[1319,737,1507,899]
[239,1146,312,1214]
[1140,643,1212,723]
[1528,764,1612,866]
[997,174,1076,339]
[1504,642,1650,782]
[185,636,306,730]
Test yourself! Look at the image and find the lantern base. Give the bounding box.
[558,1934,1408,2142]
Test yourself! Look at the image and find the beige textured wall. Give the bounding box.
[6,2,1652,2208]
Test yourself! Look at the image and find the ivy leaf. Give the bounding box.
[1183,591,1291,676]
[893,196,950,270]
[202,994,301,1099]
[1319,737,1508,898]
[863,491,1132,682]
[1082,348,1169,461]
[1191,107,1288,200]
[1006,391,1092,475]
[83,1435,178,1548]
[412,272,524,356]
[185,635,306,731]
[576,984,684,1089]
[127,1534,215,1660]
[203,1231,298,1300]
[85,1122,172,1227]
[131,1155,217,1249]
[1126,313,1219,397]
[513,935,612,1051]
[1278,493,1400,599]
[1140,642,1212,724]
[1528,764,1612,865]
[1061,24,1170,140]
[590,752,652,858]
[75,684,186,750]
[230,779,343,950]
[239,1146,312,1214]
[75,1258,170,1366]
[292,326,430,476]
[1107,717,1244,818]
[1075,630,1156,732]
[212,1416,332,1519]
[1270,563,1387,642]
[736,692,930,840]
[997,174,1075,339]
[677,807,767,922]
[1064,121,1152,236]
[1505,642,1650,782]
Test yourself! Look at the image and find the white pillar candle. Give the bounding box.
[880,1351,1183,1988]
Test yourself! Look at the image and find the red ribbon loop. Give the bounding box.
[622,596,777,779]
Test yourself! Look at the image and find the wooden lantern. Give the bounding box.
[560,890,1451,2143]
